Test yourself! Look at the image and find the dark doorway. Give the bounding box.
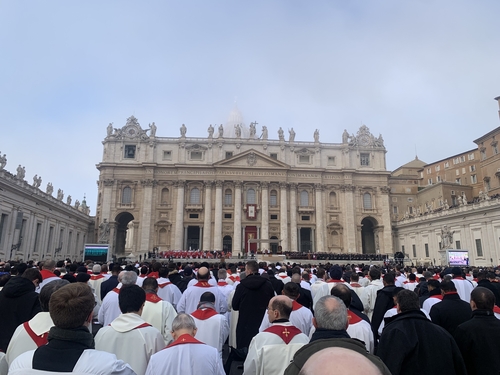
[300,228,312,252]
[115,212,134,257]
[187,226,200,250]
[270,236,278,254]
[223,235,232,253]
[245,226,257,254]
[361,217,377,254]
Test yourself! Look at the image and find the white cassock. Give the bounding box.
[5,312,53,367]
[97,284,122,326]
[177,282,227,315]
[350,283,365,301]
[36,277,60,293]
[403,281,418,292]
[243,322,309,375]
[359,276,370,287]
[259,301,313,336]
[226,274,240,287]
[156,278,182,309]
[346,310,374,353]
[188,277,217,288]
[451,278,474,302]
[8,349,135,375]
[88,274,107,302]
[361,279,384,320]
[310,281,329,310]
[326,280,352,292]
[227,289,239,349]
[422,295,443,315]
[277,273,290,284]
[190,308,229,358]
[95,313,164,375]
[378,307,431,335]
[136,275,148,287]
[395,275,407,287]
[0,352,7,375]
[145,334,224,375]
[217,281,234,325]
[141,293,177,345]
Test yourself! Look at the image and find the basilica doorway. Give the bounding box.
[270,236,278,254]
[186,226,200,250]
[299,228,312,253]
[361,217,377,254]
[223,235,232,253]
[114,212,134,256]
[245,226,257,254]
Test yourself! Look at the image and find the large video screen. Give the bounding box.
[84,244,109,263]
[448,251,469,266]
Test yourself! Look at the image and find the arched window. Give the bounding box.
[161,188,169,204]
[363,193,372,209]
[247,188,256,204]
[122,187,132,204]
[270,190,278,206]
[190,188,200,204]
[224,189,232,205]
[329,191,337,207]
[300,190,309,207]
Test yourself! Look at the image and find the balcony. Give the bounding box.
[185,204,204,212]
[298,206,315,214]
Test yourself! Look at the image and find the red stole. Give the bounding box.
[263,324,302,344]
[494,306,500,314]
[193,281,212,288]
[23,322,48,347]
[148,272,159,279]
[444,291,458,296]
[166,334,204,348]
[350,283,362,288]
[347,310,362,324]
[146,293,162,303]
[292,300,303,311]
[90,274,105,281]
[112,287,121,294]
[40,269,57,281]
[229,275,240,282]
[158,282,172,288]
[133,323,152,330]
[279,275,288,279]
[429,295,443,300]
[191,308,218,320]
[217,281,228,286]
[328,279,343,283]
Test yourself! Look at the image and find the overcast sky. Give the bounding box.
[1,1,499,213]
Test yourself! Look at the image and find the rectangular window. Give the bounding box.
[189,213,199,219]
[437,176,442,182]
[190,151,203,160]
[428,178,432,185]
[360,153,370,166]
[124,145,136,159]
[224,191,232,205]
[435,165,440,171]
[468,153,475,160]
[270,153,278,160]
[455,240,461,249]
[455,178,461,184]
[471,175,477,183]
[299,155,310,163]
[425,243,429,258]
[427,168,431,174]
[47,227,54,254]
[470,165,476,172]
[475,239,483,257]
[163,151,172,160]
[393,206,398,214]
[444,162,449,168]
[327,156,336,166]
[270,194,277,206]
[494,144,499,155]
[225,152,233,159]
[481,151,487,160]
[0,214,7,247]
[224,213,232,219]
[270,214,278,220]
[462,167,466,174]
[412,244,416,258]
[301,215,310,221]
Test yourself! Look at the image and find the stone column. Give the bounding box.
[289,183,298,252]
[280,182,288,251]
[202,181,213,251]
[261,182,269,251]
[233,182,242,255]
[140,179,156,254]
[101,179,115,227]
[343,185,357,253]
[213,180,223,250]
[174,181,185,250]
[379,186,392,254]
[315,184,325,252]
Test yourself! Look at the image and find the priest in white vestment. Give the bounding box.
[244,295,309,375]
[156,268,182,309]
[141,278,177,344]
[98,271,137,327]
[95,285,164,375]
[145,313,224,375]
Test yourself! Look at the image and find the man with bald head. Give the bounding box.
[243,295,309,375]
[177,267,227,314]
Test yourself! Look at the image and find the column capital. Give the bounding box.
[173,180,186,188]
[314,183,323,191]
[234,181,243,189]
[203,180,213,188]
[140,179,157,187]
[102,179,115,187]
[215,180,224,188]
[289,182,297,190]
[279,182,288,190]
[260,181,269,189]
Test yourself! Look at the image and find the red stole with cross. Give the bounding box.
[166,334,204,348]
[191,308,218,320]
[146,293,162,303]
[193,281,212,288]
[264,324,301,344]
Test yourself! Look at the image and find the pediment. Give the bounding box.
[213,149,290,169]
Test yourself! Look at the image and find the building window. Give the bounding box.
[475,239,483,257]
[427,168,431,174]
[471,175,477,184]
[189,213,199,219]
[363,193,372,209]
[270,190,278,206]
[224,213,232,219]
[270,214,278,220]
[493,143,499,155]
[456,240,461,249]
[481,150,487,160]
[301,215,310,221]
[225,152,233,159]
[393,206,398,214]
[224,189,232,205]
[190,188,200,204]
[437,176,442,182]
[360,153,370,166]
[122,187,132,204]
[161,188,169,204]
[299,155,310,164]
[329,192,337,206]
[327,156,336,166]
[163,150,172,160]
[124,145,136,159]
[270,153,278,160]
[428,179,432,185]
[425,243,429,258]
[190,151,203,160]
[412,244,416,258]
[455,178,461,185]
[468,153,475,160]
[444,161,449,168]
[462,167,466,174]
[300,190,309,207]
[485,178,491,191]
[0,214,7,247]
[435,165,440,171]
[247,188,256,204]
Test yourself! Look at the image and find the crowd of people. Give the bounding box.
[0,258,500,374]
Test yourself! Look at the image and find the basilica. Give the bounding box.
[95,107,392,259]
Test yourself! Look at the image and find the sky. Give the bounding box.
[1,1,500,213]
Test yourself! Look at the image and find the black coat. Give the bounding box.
[0,276,41,352]
[453,309,500,375]
[377,310,466,375]
[100,275,119,300]
[429,293,472,336]
[268,276,284,295]
[371,284,396,340]
[232,273,275,349]
[477,279,500,307]
[296,284,313,312]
